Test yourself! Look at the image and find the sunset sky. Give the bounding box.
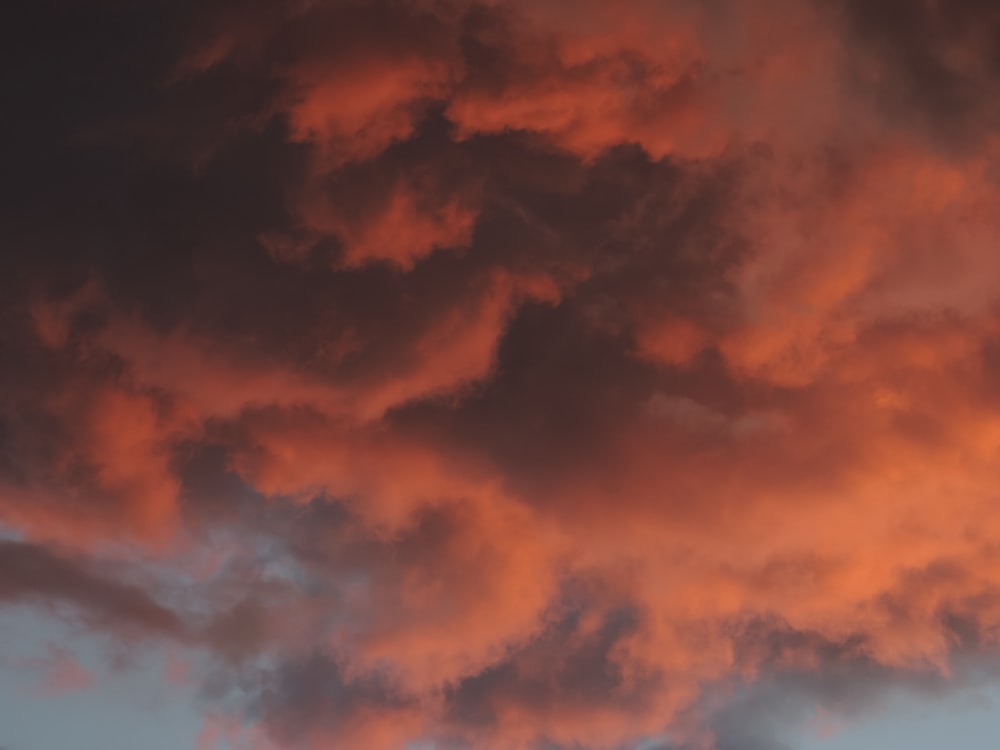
[3,1,1000,748]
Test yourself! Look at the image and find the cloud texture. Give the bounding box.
[3,0,1000,747]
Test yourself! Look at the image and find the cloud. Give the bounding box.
[24,643,97,697]
[0,541,185,638]
[686,644,1000,750]
[836,0,1000,148]
[3,0,1000,749]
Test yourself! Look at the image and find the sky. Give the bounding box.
[2,0,1000,748]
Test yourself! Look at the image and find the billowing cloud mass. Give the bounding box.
[3,0,1000,747]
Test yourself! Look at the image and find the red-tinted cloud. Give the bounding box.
[26,644,96,697]
[3,1,1000,749]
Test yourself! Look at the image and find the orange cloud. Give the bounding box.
[5,1,1000,749]
[269,180,477,269]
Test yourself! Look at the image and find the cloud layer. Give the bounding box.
[3,0,1000,748]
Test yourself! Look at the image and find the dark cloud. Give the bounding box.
[246,653,421,750]
[0,540,185,637]
[692,648,1000,750]
[837,0,1000,148]
[3,1,1000,749]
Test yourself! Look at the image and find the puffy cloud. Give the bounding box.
[3,0,1000,749]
